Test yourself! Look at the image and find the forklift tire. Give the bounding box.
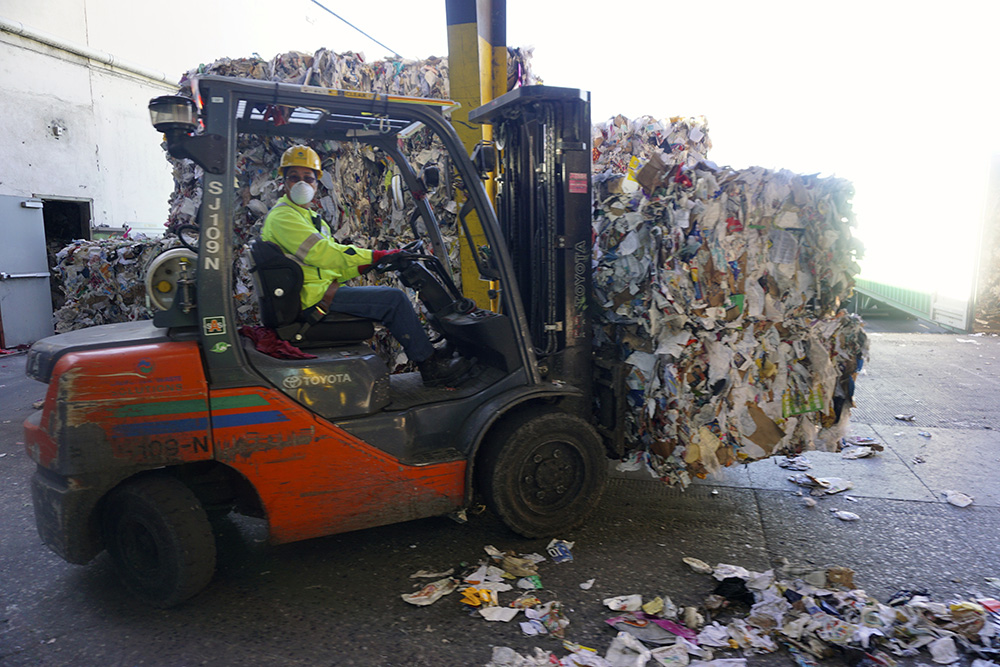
[477,409,608,539]
[101,473,217,608]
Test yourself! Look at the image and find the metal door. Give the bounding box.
[0,195,54,347]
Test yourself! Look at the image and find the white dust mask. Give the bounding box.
[289,181,316,206]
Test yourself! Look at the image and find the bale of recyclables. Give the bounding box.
[51,48,868,485]
[591,115,867,485]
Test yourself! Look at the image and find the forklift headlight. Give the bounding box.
[148,95,198,134]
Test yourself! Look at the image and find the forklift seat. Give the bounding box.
[248,239,375,346]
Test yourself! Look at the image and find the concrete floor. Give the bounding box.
[1,318,998,666]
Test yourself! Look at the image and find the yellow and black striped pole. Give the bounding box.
[446,0,506,309]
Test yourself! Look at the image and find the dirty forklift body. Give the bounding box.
[23,77,610,606]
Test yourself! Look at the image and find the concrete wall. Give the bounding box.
[0,6,178,237]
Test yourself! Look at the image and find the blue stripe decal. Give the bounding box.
[113,417,209,438]
[111,411,288,438]
[212,411,289,429]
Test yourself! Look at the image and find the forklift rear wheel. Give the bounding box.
[477,409,608,539]
[101,474,217,608]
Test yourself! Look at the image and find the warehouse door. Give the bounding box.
[0,195,54,347]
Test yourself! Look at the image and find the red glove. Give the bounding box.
[359,249,400,274]
[372,249,400,262]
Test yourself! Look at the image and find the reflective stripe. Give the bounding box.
[295,233,323,262]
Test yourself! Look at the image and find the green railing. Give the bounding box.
[853,278,969,332]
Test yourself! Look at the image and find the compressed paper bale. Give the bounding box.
[52,236,178,332]
[592,127,868,485]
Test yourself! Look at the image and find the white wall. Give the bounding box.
[1,6,177,236]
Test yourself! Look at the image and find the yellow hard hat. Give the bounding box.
[280,145,323,179]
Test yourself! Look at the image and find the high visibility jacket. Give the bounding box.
[261,195,373,309]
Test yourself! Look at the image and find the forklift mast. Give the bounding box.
[469,87,593,407]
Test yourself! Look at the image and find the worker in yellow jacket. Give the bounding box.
[261,145,471,387]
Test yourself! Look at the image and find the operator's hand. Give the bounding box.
[359,249,401,274]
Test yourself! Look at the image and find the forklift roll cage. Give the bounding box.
[178,75,540,388]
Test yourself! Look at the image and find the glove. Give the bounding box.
[359,249,401,274]
[372,249,400,262]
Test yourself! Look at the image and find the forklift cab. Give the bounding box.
[22,76,610,607]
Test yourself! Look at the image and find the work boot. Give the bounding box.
[418,352,473,387]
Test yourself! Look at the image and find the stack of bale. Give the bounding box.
[591,115,867,485]
[52,235,175,333]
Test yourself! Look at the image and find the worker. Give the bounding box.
[261,145,471,387]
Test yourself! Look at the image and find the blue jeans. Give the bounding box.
[328,286,435,363]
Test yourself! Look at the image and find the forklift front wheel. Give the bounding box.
[101,473,217,608]
[477,409,608,539]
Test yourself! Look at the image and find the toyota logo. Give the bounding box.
[282,375,302,389]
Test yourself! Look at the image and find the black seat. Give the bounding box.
[248,239,375,346]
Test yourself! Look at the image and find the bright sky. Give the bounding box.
[132,0,999,302]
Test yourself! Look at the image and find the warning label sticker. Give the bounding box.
[568,172,588,194]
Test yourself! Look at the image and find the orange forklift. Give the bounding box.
[23,76,624,607]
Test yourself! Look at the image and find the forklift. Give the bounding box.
[23,76,623,607]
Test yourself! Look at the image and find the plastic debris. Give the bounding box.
[833,510,861,521]
[581,579,596,590]
[400,577,457,606]
[841,446,875,459]
[525,601,569,638]
[695,621,731,647]
[894,414,916,421]
[486,646,555,667]
[605,595,644,612]
[942,490,974,507]
[409,567,455,579]
[777,456,813,470]
[519,619,547,637]
[788,474,853,495]
[460,587,498,607]
[484,545,542,577]
[928,636,959,664]
[683,607,705,630]
[919,431,932,438]
[424,544,999,667]
[683,557,714,575]
[605,631,652,667]
[547,539,575,563]
[606,614,684,647]
[479,606,519,622]
[711,564,751,581]
[642,597,665,616]
[646,643,687,666]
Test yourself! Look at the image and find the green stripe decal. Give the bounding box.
[114,399,207,417]
[210,395,270,410]
[113,394,268,417]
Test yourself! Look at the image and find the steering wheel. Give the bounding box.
[374,239,427,273]
[401,239,425,254]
